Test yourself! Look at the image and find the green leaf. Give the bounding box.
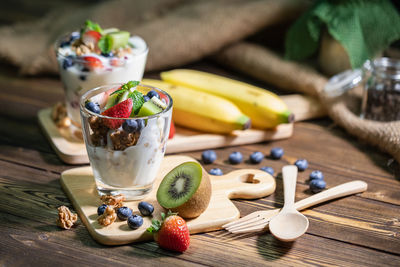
[129,90,145,115]
[109,88,125,97]
[147,219,161,233]
[110,81,140,97]
[85,20,102,33]
[122,81,140,91]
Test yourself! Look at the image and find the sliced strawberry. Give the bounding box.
[158,93,174,139]
[110,58,123,67]
[82,30,102,46]
[83,56,103,70]
[100,86,121,108]
[101,98,133,129]
[169,120,175,139]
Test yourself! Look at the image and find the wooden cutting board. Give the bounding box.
[60,155,275,245]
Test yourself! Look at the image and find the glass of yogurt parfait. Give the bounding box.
[56,20,148,128]
[80,81,173,200]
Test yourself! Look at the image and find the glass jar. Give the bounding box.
[324,57,400,122]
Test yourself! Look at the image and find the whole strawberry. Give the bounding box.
[101,98,133,129]
[147,211,190,252]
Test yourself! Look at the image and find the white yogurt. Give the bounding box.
[57,36,148,124]
[86,109,171,189]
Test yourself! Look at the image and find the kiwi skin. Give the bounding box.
[167,163,212,219]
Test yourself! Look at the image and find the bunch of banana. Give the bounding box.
[160,69,293,129]
[142,79,251,134]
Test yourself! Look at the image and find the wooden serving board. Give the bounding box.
[39,94,326,164]
[38,110,293,165]
[60,155,276,245]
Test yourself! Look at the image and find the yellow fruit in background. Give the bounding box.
[142,79,251,134]
[161,69,293,129]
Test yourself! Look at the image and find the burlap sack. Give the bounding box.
[214,42,400,162]
[1,0,398,162]
[0,0,307,75]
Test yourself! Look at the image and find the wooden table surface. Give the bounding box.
[1,4,400,266]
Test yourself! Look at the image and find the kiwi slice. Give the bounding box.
[104,93,120,109]
[157,161,212,218]
[150,96,167,109]
[137,101,162,117]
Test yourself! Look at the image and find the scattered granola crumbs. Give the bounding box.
[97,206,117,226]
[57,206,78,230]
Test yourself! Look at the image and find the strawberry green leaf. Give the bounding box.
[147,219,161,233]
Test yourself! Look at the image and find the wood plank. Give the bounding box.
[1,158,399,255]
[1,211,399,267]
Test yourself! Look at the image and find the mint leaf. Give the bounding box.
[110,81,140,96]
[129,90,145,115]
[109,87,125,97]
[123,81,140,90]
[85,20,102,33]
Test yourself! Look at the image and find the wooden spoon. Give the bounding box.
[269,165,309,241]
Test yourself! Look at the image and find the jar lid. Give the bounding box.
[324,69,362,97]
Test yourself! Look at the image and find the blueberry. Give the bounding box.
[138,201,154,216]
[294,159,308,171]
[85,101,100,114]
[249,151,264,164]
[127,215,143,229]
[60,40,71,48]
[147,90,160,99]
[117,206,133,221]
[70,31,80,42]
[101,51,114,57]
[122,119,138,133]
[229,151,243,165]
[309,179,326,193]
[202,150,217,164]
[143,95,150,102]
[260,166,274,176]
[79,75,87,81]
[270,147,284,159]
[97,204,107,216]
[309,170,324,180]
[62,56,74,69]
[209,168,223,176]
[137,119,145,131]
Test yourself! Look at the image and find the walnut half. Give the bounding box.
[57,206,78,229]
[97,206,117,226]
[100,194,125,209]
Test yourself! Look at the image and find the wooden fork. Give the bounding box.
[223,180,367,234]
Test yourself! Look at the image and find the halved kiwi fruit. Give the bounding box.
[156,161,212,218]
